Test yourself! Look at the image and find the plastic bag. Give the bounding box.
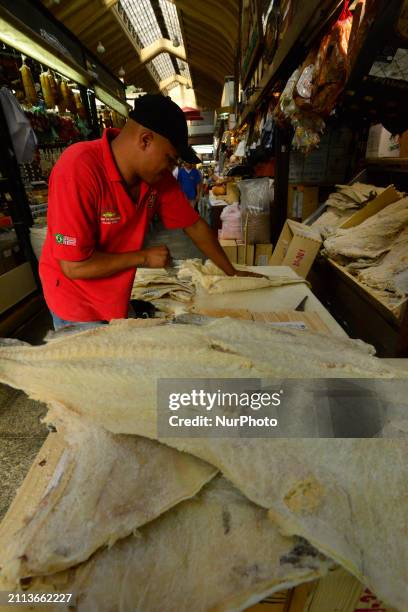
[220,203,242,241]
[273,68,301,127]
[291,114,326,153]
[311,0,353,116]
[237,178,272,215]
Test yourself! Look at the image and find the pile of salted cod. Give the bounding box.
[312,183,386,239]
[0,318,407,611]
[323,197,408,300]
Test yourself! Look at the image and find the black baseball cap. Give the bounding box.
[129,94,189,159]
[182,146,201,165]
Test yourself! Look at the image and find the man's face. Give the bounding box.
[137,131,179,185]
[184,162,193,170]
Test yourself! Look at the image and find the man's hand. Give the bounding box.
[233,269,266,279]
[141,245,171,268]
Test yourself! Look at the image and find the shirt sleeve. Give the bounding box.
[156,172,200,229]
[47,149,99,262]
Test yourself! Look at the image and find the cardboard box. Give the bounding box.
[255,243,273,266]
[399,130,408,157]
[237,242,246,265]
[366,124,400,158]
[269,220,322,278]
[246,244,254,265]
[237,242,255,265]
[287,185,319,221]
[339,185,401,230]
[243,212,270,244]
[219,239,237,264]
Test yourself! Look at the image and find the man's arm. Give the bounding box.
[183,218,262,277]
[60,246,170,280]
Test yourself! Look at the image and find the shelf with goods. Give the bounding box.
[225,0,408,356]
[0,0,129,332]
[237,0,344,130]
[0,40,93,233]
[0,103,37,318]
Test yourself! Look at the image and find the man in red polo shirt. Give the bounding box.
[40,94,260,330]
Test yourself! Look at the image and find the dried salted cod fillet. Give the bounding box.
[0,319,401,440]
[178,260,308,294]
[131,269,195,303]
[24,477,332,612]
[0,403,215,588]
[333,183,386,205]
[311,207,354,239]
[156,439,407,612]
[323,198,408,262]
[0,321,406,608]
[356,227,408,295]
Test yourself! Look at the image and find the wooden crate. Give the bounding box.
[328,259,407,324]
[190,306,331,334]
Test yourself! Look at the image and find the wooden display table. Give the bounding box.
[192,265,347,338]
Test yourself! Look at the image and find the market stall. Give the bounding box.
[0,0,407,610]
[0,0,129,334]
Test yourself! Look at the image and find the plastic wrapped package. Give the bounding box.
[311,0,353,116]
[219,203,242,240]
[292,114,326,153]
[294,48,318,111]
[39,72,55,109]
[19,63,37,106]
[273,68,301,127]
[237,177,272,215]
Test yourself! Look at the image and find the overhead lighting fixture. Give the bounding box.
[118,66,126,78]
[172,37,180,47]
[97,41,105,54]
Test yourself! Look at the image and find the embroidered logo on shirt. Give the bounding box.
[55,233,77,246]
[100,210,121,224]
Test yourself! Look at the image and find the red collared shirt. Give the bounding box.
[39,128,199,322]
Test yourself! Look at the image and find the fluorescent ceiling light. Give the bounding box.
[193,145,214,154]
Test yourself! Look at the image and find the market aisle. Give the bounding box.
[143,219,204,261]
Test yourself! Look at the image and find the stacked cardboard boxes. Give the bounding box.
[219,239,272,266]
[287,186,319,222]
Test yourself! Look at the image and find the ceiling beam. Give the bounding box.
[159,74,192,91]
[140,38,187,64]
[100,0,119,8]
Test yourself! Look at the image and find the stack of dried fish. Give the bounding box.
[312,183,386,239]
[130,267,195,304]
[0,320,407,610]
[322,197,408,311]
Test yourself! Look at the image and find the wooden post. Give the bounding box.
[272,126,291,245]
